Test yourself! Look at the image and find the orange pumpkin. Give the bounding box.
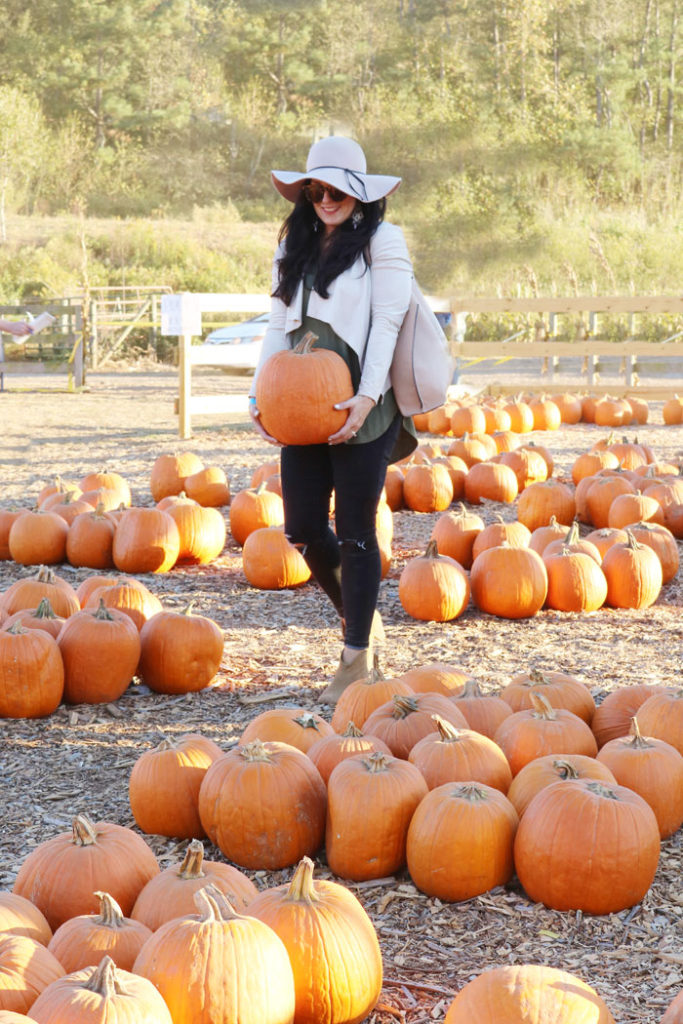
[0,623,64,719]
[197,740,327,870]
[408,716,512,792]
[229,483,284,546]
[406,782,518,901]
[430,504,484,568]
[444,964,615,1024]
[137,604,224,694]
[256,331,354,444]
[84,580,162,632]
[602,529,663,609]
[493,693,598,775]
[398,661,473,697]
[0,893,52,946]
[128,733,224,839]
[597,717,683,837]
[330,653,415,732]
[470,544,547,619]
[362,693,469,759]
[2,598,65,639]
[0,934,65,1015]
[65,504,117,569]
[112,507,180,574]
[134,887,295,1024]
[516,479,576,531]
[239,707,334,754]
[591,683,668,748]
[46,891,152,973]
[514,778,660,914]
[242,526,311,589]
[12,816,159,931]
[402,462,454,512]
[149,452,204,502]
[248,857,383,1024]
[450,679,514,738]
[500,668,595,723]
[0,566,79,620]
[183,465,230,506]
[29,956,173,1023]
[56,600,141,705]
[506,754,617,818]
[636,688,683,755]
[8,510,69,565]
[306,721,391,784]
[398,540,470,622]
[463,461,518,504]
[325,751,428,881]
[130,840,257,930]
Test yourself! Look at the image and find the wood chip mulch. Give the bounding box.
[1,368,682,1023]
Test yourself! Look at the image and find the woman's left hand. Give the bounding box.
[328,394,376,445]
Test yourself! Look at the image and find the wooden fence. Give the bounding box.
[450,296,683,398]
[0,301,84,390]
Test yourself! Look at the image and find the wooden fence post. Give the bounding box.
[178,332,192,439]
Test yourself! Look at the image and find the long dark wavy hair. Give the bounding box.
[272,189,386,306]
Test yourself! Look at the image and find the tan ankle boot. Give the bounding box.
[319,648,371,705]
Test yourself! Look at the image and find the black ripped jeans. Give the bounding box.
[281,417,401,650]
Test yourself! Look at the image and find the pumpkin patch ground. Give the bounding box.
[1,368,682,1023]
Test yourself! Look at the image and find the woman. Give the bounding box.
[249,136,417,703]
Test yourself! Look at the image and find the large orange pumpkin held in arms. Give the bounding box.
[255,331,354,445]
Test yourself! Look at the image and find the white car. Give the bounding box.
[192,313,269,372]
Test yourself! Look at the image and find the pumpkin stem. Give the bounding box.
[36,565,55,583]
[627,716,653,749]
[424,539,441,559]
[239,739,273,763]
[177,839,206,879]
[528,668,550,686]
[341,721,364,738]
[432,714,462,742]
[72,814,99,846]
[293,330,320,355]
[529,692,557,719]
[452,783,490,803]
[181,601,196,616]
[563,521,580,544]
[194,884,241,921]
[6,620,27,635]
[363,750,393,773]
[284,856,320,904]
[33,598,58,620]
[294,712,322,731]
[94,598,116,621]
[392,694,420,719]
[455,679,484,699]
[362,651,385,686]
[552,759,581,780]
[83,956,124,997]
[94,891,127,929]
[585,780,619,800]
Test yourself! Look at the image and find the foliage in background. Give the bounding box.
[0,0,682,299]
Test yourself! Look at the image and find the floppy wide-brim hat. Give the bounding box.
[271,136,401,204]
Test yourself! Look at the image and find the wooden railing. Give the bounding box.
[450,296,683,397]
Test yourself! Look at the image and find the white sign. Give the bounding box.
[161,294,202,337]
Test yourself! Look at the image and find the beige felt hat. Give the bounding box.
[271,136,401,204]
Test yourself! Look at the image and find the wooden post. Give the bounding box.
[625,312,636,387]
[178,332,192,439]
[588,311,599,387]
[151,293,158,360]
[90,300,99,369]
[548,312,558,377]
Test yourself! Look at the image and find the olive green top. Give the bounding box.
[289,273,417,463]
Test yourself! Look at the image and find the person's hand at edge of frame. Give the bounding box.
[0,319,33,338]
[248,398,283,447]
[328,394,375,445]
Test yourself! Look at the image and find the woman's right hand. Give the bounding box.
[249,402,282,446]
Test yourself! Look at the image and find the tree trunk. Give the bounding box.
[666,0,678,150]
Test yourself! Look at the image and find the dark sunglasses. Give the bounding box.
[302,182,349,204]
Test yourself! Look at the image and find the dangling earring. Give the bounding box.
[351,207,364,230]
[313,219,320,233]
